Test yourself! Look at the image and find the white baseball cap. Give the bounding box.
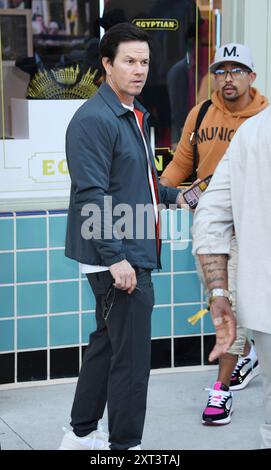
[210,43,255,73]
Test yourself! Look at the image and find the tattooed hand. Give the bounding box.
[208,297,236,361]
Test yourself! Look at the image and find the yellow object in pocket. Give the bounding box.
[187,307,209,326]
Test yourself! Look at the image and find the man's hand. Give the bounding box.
[208,297,237,362]
[109,260,137,294]
[176,179,201,210]
[176,191,187,208]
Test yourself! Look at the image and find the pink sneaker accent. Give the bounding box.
[204,407,224,415]
[213,381,223,390]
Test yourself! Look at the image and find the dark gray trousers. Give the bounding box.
[70,268,154,450]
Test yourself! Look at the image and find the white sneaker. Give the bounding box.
[230,344,260,391]
[59,425,109,450]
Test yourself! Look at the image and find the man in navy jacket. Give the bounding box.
[60,23,181,451]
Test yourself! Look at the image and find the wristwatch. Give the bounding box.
[208,288,232,306]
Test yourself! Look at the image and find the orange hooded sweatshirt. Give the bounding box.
[161,87,269,185]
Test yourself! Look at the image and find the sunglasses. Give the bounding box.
[103,285,115,321]
[214,67,251,81]
[102,284,142,321]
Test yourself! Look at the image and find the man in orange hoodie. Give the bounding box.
[160,43,269,426]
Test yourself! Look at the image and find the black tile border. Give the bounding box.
[50,347,79,379]
[151,338,171,369]
[17,350,47,382]
[0,353,15,384]
[174,336,201,366]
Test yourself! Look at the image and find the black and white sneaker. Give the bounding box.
[230,345,260,391]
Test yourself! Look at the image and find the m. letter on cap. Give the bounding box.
[209,43,254,73]
[223,46,238,58]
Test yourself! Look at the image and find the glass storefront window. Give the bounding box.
[0,0,221,179]
[99,0,222,176]
[0,1,101,138]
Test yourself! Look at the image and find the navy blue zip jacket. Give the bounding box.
[65,82,179,269]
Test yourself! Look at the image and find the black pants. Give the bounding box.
[70,268,154,450]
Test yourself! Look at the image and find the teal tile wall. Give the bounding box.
[17,251,47,283]
[174,305,201,335]
[50,249,78,280]
[160,242,171,273]
[17,317,47,349]
[81,280,96,311]
[0,320,14,351]
[174,273,201,303]
[0,253,14,284]
[0,210,209,382]
[173,241,196,271]
[50,314,79,347]
[49,216,67,247]
[16,217,46,249]
[169,209,193,241]
[152,307,171,337]
[0,219,14,250]
[0,286,14,317]
[50,281,79,313]
[17,284,47,316]
[152,274,171,305]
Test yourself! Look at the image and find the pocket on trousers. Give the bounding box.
[133,279,154,310]
[86,271,113,296]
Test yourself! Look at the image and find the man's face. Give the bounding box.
[102,41,150,105]
[214,61,256,102]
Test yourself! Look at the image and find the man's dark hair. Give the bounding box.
[99,22,152,76]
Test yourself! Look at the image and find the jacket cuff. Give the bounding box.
[103,252,126,267]
[165,186,181,205]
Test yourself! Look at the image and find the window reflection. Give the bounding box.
[1,0,221,153]
[100,0,221,166]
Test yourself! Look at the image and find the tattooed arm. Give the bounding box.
[199,254,228,291]
[192,151,236,361]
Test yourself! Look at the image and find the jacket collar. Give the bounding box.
[98,81,149,119]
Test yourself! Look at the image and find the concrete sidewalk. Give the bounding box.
[0,368,264,450]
